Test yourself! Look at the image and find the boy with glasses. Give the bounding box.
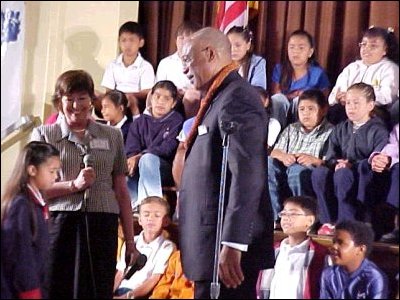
[256,196,329,299]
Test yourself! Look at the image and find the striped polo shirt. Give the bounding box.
[31,118,128,214]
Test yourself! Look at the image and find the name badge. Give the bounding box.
[90,138,110,150]
[198,125,208,136]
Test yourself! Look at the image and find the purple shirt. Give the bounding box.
[125,110,183,162]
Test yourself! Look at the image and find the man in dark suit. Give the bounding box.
[178,27,274,299]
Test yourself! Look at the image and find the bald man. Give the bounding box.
[178,27,274,299]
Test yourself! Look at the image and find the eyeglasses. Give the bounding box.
[181,47,209,65]
[277,211,307,219]
[358,42,383,51]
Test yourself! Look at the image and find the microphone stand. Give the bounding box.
[73,151,97,299]
[210,121,238,299]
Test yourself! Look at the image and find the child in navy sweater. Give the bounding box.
[312,83,388,233]
[1,141,61,299]
[125,80,183,210]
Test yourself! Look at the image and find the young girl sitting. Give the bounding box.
[328,26,399,125]
[125,80,184,211]
[270,29,330,129]
[101,89,133,144]
[312,82,389,235]
[1,141,61,299]
[226,26,267,89]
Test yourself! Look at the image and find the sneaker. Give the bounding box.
[317,223,335,236]
[379,228,399,244]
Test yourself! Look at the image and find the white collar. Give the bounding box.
[116,53,144,68]
[108,115,127,129]
[27,184,46,207]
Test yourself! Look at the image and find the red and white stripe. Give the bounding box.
[216,1,248,34]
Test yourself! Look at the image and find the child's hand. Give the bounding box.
[281,153,297,167]
[127,154,142,176]
[336,89,346,105]
[287,89,302,100]
[335,159,351,171]
[183,88,201,103]
[371,154,391,173]
[295,153,316,166]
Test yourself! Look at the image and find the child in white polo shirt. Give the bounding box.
[101,21,155,118]
[113,196,175,299]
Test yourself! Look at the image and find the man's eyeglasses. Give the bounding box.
[358,42,382,51]
[181,47,209,65]
[277,211,307,219]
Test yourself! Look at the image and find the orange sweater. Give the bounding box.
[149,251,194,299]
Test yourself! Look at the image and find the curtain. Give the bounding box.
[139,1,399,91]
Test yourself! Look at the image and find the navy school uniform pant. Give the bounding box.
[311,160,372,224]
[358,160,399,210]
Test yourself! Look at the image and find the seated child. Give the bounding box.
[256,196,329,299]
[125,80,184,210]
[270,29,330,129]
[101,21,155,117]
[156,21,201,95]
[268,89,333,221]
[358,123,399,243]
[149,250,194,299]
[226,26,267,89]
[101,89,133,144]
[312,83,389,233]
[320,220,388,299]
[170,117,194,221]
[113,196,176,299]
[328,26,399,125]
[254,87,281,151]
[155,21,202,118]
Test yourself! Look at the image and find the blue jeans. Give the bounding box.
[126,153,173,210]
[268,157,314,220]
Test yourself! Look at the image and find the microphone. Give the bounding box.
[124,254,147,280]
[219,121,239,135]
[219,121,239,147]
[83,153,94,168]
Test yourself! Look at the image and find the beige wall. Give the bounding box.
[1,1,138,192]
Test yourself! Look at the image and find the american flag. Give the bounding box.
[216,1,248,34]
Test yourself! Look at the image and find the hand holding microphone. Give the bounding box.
[73,154,96,191]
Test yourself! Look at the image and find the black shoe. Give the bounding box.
[379,228,399,244]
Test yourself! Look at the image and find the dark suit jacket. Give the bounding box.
[179,71,274,282]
